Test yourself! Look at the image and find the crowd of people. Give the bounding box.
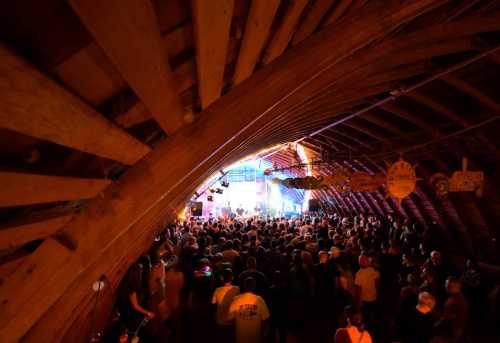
[106,213,500,343]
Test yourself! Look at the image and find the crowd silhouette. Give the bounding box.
[107,214,500,343]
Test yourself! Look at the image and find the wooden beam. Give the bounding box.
[0,44,151,165]
[322,0,353,27]
[292,0,335,45]
[113,102,150,129]
[318,133,357,151]
[53,23,193,107]
[361,113,407,137]
[342,121,387,142]
[0,215,73,251]
[233,0,281,85]
[262,0,310,64]
[52,42,127,107]
[316,134,347,151]
[440,74,500,111]
[406,90,469,126]
[0,252,30,281]
[191,0,234,108]
[68,0,186,135]
[326,128,374,149]
[378,102,438,134]
[0,172,110,207]
[486,50,500,65]
[113,37,241,128]
[114,91,195,129]
[0,2,447,340]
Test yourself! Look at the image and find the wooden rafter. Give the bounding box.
[0,215,73,251]
[440,74,500,110]
[113,89,195,130]
[233,0,281,85]
[378,102,438,134]
[191,0,234,108]
[361,112,407,137]
[321,0,353,27]
[0,44,151,166]
[406,90,469,126]
[318,133,355,151]
[292,0,335,45]
[53,42,127,107]
[309,135,340,151]
[0,172,110,207]
[326,128,374,149]
[341,121,387,142]
[262,0,310,64]
[318,133,358,151]
[69,0,186,135]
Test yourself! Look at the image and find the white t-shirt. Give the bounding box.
[354,267,380,302]
[228,292,270,343]
[212,285,240,325]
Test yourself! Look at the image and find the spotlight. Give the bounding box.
[207,195,214,202]
[209,188,216,193]
[221,181,230,188]
[215,188,223,194]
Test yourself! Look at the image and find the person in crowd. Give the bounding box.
[163,257,184,342]
[354,255,380,331]
[334,306,373,343]
[442,277,468,342]
[488,283,500,337]
[460,257,482,324]
[398,272,421,317]
[238,256,269,297]
[268,270,289,343]
[399,292,436,343]
[212,268,240,342]
[428,251,447,293]
[222,239,240,268]
[116,264,155,340]
[228,277,270,343]
[335,275,355,329]
[314,250,337,340]
[148,245,167,323]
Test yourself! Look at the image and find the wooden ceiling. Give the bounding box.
[0,0,499,341]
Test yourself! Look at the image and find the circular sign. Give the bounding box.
[386,159,417,201]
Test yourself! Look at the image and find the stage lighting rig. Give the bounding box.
[215,188,223,194]
[207,195,214,202]
[221,181,230,188]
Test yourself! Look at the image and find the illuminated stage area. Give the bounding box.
[189,159,307,218]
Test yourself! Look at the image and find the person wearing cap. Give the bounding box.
[354,255,380,332]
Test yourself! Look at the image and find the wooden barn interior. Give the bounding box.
[0,0,499,342]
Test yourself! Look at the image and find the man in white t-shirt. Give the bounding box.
[212,269,240,342]
[228,277,270,343]
[354,255,380,331]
